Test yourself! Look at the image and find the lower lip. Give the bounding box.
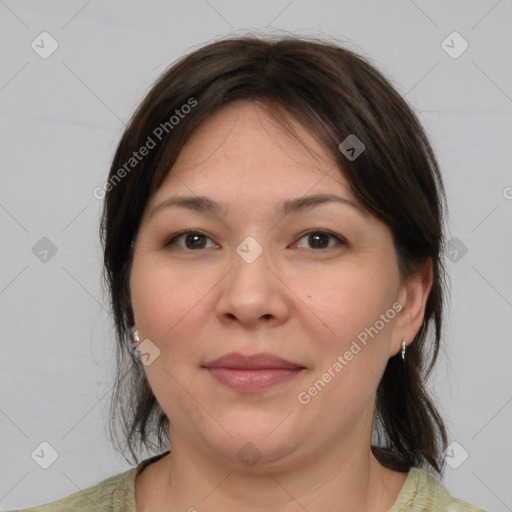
[205,367,303,392]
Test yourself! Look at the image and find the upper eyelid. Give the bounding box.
[295,229,344,241]
[167,229,219,246]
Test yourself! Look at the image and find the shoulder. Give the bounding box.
[8,451,170,512]
[7,468,136,512]
[390,467,488,512]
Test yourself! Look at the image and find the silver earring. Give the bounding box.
[401,339,406,361]
[131,327,140,348]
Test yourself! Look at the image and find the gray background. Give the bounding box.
[1,1,511,510]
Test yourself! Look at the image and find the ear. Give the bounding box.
[390,258,433,357]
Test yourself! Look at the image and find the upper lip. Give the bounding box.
[202,352,304,370]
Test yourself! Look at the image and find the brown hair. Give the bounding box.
[100,35,448,473]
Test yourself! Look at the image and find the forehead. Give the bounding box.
[151,101,354,203]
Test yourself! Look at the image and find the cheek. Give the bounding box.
[129,257,216,425]
[296,267,396,348]
[129,255,231,397]
[294,267,399,414]
[130,255,217,340]
[293,267,399,411]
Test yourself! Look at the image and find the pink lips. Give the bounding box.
[202,352,305,392]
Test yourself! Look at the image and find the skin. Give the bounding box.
[130,100,432,512]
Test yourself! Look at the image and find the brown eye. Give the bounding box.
[184,233,208,249]
[307,233,330,249]
[294,231,344,250]
[166,231,217,250]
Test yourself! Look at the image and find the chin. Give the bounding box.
[191,415,302,470]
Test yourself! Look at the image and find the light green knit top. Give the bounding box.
[11,452,486,512]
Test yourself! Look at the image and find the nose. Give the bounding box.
[216,245,290,330]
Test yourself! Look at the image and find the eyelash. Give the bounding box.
[165,229,346,251]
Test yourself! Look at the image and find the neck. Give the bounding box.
[135,422,407,512]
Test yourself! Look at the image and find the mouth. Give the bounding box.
[202,352,306,392]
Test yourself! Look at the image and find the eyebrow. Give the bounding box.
[149,193,362,219]
[282,194,361,215]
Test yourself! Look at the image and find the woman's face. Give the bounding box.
[130,101,422,470]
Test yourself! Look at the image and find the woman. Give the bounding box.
[16,35,486,511]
